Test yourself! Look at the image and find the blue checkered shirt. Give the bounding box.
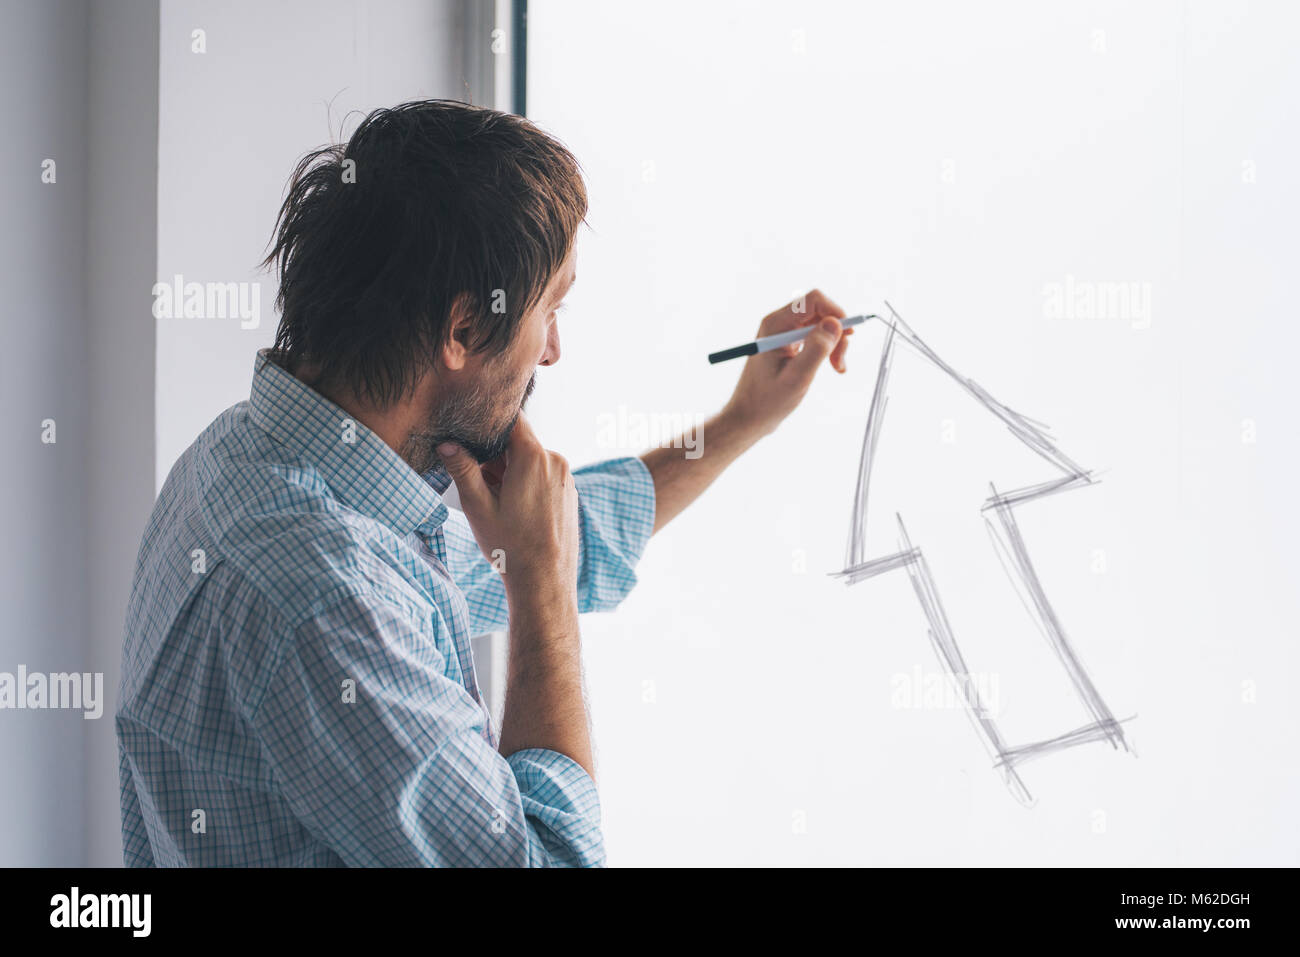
[117,350,655,867]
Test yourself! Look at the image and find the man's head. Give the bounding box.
[261,99,584,469]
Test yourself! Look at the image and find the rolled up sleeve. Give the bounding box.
[247,589,605,867]
[505,749,605,866]
[573,455,656,613]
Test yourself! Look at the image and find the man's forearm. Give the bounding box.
[497,582,594,780]
[639,404,768,535]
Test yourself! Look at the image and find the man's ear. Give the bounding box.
[441,292,475,371]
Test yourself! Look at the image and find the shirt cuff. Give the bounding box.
[506,748,606,867]
[572,455,656,614]
[597,454,655,562]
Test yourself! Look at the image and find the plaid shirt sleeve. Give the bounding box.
[442,455,657,635]
[248,587,606,867]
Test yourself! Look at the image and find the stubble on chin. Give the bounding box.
[397,430,441,476]
[399,369,536,474]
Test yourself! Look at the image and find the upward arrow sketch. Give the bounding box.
[833,302,1133,806]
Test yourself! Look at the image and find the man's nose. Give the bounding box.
[539,319,561,366]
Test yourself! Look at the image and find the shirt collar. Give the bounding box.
[248,349,450,537]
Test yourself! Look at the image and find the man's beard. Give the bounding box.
[400,370,536,474]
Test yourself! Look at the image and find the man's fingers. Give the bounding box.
[829,325,853,372]
[497,412,547,493]
[507,411,541,452]
[757,287,847,337]
[757,301,806,338]
[774,318,853,363]
[437,441,493,514]
[480,455,507,490]
[783,316,842,384]
[804,288,846,321]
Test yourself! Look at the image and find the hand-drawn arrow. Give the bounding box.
[833,303,1134,806]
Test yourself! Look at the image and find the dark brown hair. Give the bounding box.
[261,99,587,406]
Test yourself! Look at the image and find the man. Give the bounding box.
[117,99,852,867]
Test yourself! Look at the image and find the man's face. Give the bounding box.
[406,247,575,471]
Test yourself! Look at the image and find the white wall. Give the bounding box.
[1,0,159,868]
[0,0,91,867]
[526,0,1300,865]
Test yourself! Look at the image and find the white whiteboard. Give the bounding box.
[526,0,1300,865]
